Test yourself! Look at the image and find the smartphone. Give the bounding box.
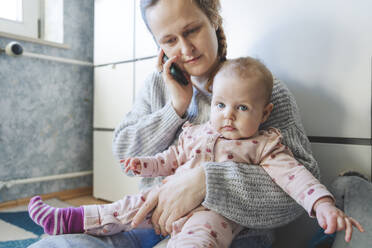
[162,54,188,85]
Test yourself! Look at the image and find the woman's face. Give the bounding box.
[146,0,219,78]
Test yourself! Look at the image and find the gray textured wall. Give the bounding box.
[0,0,94,202]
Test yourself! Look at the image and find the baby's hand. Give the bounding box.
[122,158,142,175]
[314,199,364,242]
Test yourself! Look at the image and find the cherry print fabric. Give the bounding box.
[84,189,153,236]
[83,121,332,247]
[133,122,333,216]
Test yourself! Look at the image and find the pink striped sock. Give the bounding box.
[28,196,84,235]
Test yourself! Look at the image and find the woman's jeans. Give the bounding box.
[29,228,273,248]
[29,229,163,248]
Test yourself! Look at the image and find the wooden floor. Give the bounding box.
[0,187,110,210]
[64,195,109,206]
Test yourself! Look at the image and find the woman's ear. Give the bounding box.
[261,103,274,123]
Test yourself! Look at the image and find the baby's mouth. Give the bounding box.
[221,125,236,131]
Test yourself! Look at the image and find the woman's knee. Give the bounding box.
[330,175,371,210]
[28,234,108,248]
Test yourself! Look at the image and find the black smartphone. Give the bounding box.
[162,54,188,85]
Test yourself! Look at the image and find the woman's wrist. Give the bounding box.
[172,101,188,118]
[195,165,206,198]
[186,165,206,202]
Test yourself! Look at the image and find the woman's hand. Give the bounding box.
[314,198,364,242]
[157,50,193,117]
[131,165,206,236]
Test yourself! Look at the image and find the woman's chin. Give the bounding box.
[185,63,210,78]
[188,67,211,79]
[188,60,219,79]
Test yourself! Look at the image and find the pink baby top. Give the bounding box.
[129,122,333,216]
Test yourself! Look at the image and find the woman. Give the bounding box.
[30,0,319,247]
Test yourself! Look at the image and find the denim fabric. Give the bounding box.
[230,235,273,248]
[29,229,163,248]
[308,227,335,248]
[153,235,273,248]
[29,229,273,248]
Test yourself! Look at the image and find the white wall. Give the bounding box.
[220,0,371,247]
[93,0,157,201]
[221,0,372,138]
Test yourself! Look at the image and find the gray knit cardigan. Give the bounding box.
[112,71,319,244]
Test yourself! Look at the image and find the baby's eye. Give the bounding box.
[238,105,248,111]
[217,102,225,109]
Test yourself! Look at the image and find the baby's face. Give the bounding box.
[210,73,270,140]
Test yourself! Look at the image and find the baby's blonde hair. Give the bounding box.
[214,57,274,104]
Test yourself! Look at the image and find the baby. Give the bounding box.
[28,57,364,247]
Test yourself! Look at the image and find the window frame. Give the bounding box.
[0,0,40,39]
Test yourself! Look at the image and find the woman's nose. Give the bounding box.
[179,38,194,57]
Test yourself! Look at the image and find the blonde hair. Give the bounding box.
[140,0,227,89]
[216,57,274,104]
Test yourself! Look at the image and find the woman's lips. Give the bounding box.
[184,55,202,64]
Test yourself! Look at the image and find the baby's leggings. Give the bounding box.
[83,191,153,236]
[83,190,242,248]
[168,210,242,248]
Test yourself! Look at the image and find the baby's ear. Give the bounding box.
[261,103,274,123]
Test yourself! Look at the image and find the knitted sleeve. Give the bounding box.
[202,80,320,228]
[112,72,186,160]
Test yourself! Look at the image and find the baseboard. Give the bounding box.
[0,186,92,209]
